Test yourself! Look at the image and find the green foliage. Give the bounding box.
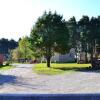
[78,16,90,51]
[30,11,69,67]
[67,16,78,48]
[19,36,32,59]
[0,38,18,54]
[66,15,100,63]
[26,13,100,65]
[11,47,23,61]
[11,36,35,61]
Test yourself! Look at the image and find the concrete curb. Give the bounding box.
[0,94,100,100]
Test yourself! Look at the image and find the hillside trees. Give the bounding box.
[0,38,18,54]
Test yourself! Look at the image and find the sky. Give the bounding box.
[0,0,100,41]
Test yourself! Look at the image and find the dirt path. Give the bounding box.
[0,64,100,93]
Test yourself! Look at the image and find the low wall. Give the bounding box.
[0,94,100,100]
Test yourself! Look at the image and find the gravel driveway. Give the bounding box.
[0,64,100,93]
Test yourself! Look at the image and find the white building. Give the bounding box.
[42,48,76,63]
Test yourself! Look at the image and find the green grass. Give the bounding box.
[0,65,14,70]
[34,63,91,75]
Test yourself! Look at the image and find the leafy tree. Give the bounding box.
[30,11,69,67]
[67,16,79,62]
[78,16,90,63]
[97,16,100,45]
[0,38,18,54]
[89,17,100,61]
[19,36,33,60]
[12,47,23,61]
[67,16,78,48]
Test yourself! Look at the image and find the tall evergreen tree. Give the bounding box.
[78,16,90,63]
[30,11,69,67]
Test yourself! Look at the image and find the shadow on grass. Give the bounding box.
[53,66,100,73]
[0,65,7,68]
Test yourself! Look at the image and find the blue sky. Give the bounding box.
[0,0,100,41]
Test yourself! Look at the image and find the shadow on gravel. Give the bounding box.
[0,75,42,89]
[0,75,17,85]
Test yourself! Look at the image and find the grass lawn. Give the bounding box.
[0,65,14,70]
[34,63,91,75]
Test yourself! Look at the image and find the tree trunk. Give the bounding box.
[91,52,93,62]
[89,41,94,67]
[90,51,94,68]
[47,56,51,67]
[84,43,88,63]
[46,47,51,67]
[85,52,88,63]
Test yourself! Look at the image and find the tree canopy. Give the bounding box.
[30,11,69,67]
[12,11,100,65]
